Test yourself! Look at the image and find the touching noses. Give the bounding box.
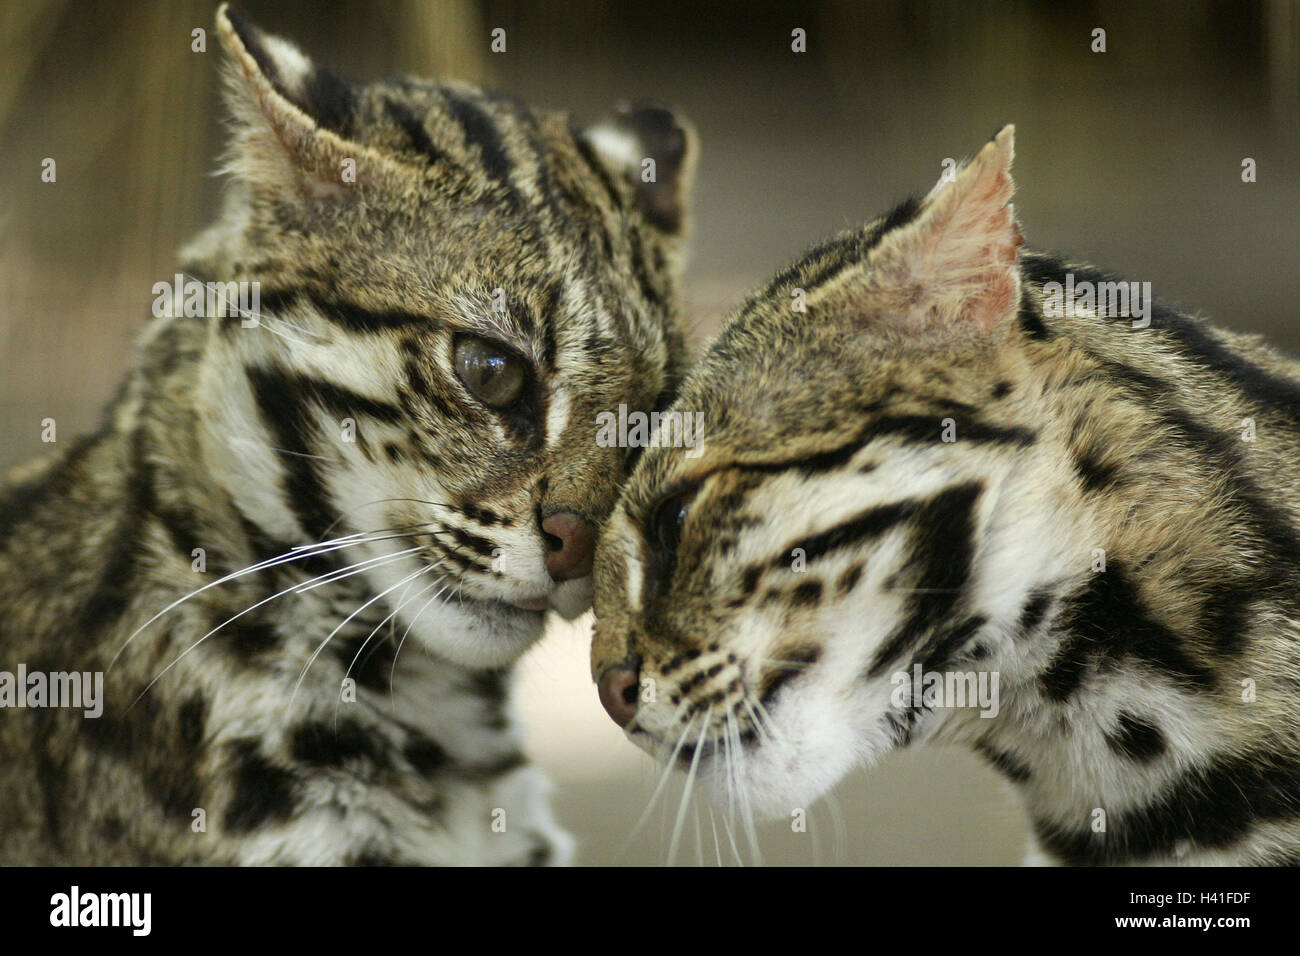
[597,662,640,727]
[541,511,596,581]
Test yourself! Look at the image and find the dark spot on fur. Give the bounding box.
[225,618,281,658]
[223,739,296,834]
[403,736,450,775]
[178,694,207,750]
[291,719,389,769]
[1074,449,1122,492]
[1105,711,1167,762]
[791,580,823,606]
[837,564,863,595]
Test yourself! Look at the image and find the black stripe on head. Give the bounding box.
[252,289,438,334]
[247,367,339,542]
[307,293,433,333]
[734,434,875,478]
[488,89,560,212]
[1105,711,1167,763]
[733,407,1031,487]
[570,124,626,213]
[866,482,984,678]
[872,415,1036,448]
[539,279,562,368]
[300,376,404,425]
[772,499,918,571]
[442,89,517,201]
[383,97,448,165]
[445,524,498,560]
[757,196,921,305]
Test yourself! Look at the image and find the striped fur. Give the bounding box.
[591,127,1300,865]
[0,5,694,864]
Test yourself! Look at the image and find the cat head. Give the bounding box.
[179,6,696,668]
[591,128,1089,816]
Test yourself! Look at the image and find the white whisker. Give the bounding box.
[128,547,421,709]
[288,563,433,710]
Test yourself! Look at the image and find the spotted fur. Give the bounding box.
[591,126,1300,866]
[0,5,695,864]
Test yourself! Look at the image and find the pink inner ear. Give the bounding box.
[962,199,1024,333]
[871,131,1024,337]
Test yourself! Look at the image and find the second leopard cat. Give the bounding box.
[0,5,694,864]
[592,126,1300,866]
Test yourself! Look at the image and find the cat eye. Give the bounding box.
[650,493,691,556]
[453,335,528,409]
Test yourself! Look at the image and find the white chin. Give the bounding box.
[698,747,852,821]
[403,596,547,669]
[548,577,593,620]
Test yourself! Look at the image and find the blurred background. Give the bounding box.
[2,0,1297,864]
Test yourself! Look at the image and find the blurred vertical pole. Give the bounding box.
[398,0,488,82]
[1266,0,1298,138]
[120,1,211,286]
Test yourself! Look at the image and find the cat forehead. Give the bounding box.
[625,330,992,504]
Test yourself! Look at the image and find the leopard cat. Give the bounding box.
[0,4,696,865]
[591,126,1300,866]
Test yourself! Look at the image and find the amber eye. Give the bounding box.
[453,335,527,408]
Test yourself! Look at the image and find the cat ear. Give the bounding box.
[216,4,373,205]
[868,125,1023,336]
[580,101,697,238]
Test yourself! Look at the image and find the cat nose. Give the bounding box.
[541,512,596,581]
[597,663,640,728]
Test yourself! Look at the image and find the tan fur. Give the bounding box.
[592,128,1300,865]
[0,5,695,865]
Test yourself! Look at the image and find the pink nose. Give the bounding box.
[597,665,640,727]
[541,512,596,581]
